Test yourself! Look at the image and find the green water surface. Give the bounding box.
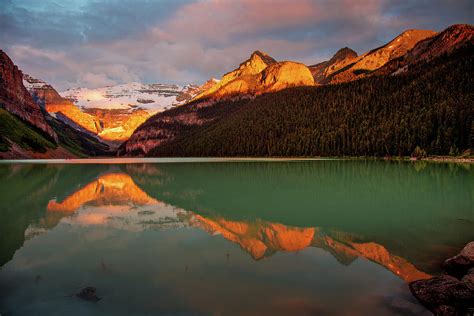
[0,160,472,315]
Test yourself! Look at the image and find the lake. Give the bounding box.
[0,159,472,315]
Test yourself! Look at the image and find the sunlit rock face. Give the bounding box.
[0,50,56,140]
[376,24,474,76]
[193,51,314,103]
[23,77,203,143]
[82,108,150,142]
[23,74,102,135]
[309,47,358,84]
[313,29,436,84]
[57,83,202,143]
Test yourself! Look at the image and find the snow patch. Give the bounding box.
[61,82,197,113]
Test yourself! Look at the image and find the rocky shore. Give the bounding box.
[409,242,474,315]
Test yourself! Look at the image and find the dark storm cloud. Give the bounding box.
[1,0,472,90]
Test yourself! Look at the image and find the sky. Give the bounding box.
[1,0,473,90]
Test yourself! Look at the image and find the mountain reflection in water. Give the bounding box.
[0,160,472,315]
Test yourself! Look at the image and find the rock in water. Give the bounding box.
[76,286,101,302]
[443,241,474,278]
[462,268,474,291]
[409,275,474,314]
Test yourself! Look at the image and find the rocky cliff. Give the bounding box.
[320,29,436,84]
[83,108,150,142]
[193,50,314,103]
[375,24,474,76]
[23,74,102,134]
[309,47,358,84]
[0,50,56,140]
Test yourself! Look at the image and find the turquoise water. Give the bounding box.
[0,160,472,315]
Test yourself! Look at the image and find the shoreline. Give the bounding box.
[0,155,472,164]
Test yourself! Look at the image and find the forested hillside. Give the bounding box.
[143,47,473,157]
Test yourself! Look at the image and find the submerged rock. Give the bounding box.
[443,241,474,278]
[409,241,474,315]
[409,275,473,309]
[462,268,474,291]
[76,286,101,302]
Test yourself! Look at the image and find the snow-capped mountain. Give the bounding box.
[21,77,204,144]
[61,82,200,113]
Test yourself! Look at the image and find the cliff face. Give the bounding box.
[83,108,150,142]
[309,47,358,84]
[193,51,314,103]
[318,29,436,84]
[23,74,102,135]
[0,50,56,141]
[210,61,314,99]
[376,24,474,75]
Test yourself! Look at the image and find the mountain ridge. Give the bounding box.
[120,24,473,157]
[1,23,472,159]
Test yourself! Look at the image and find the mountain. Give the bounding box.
[309,47,358,84]
[62,82,198,112]
[321,29,436,84]
[120,24,473,157]
[0,50,56,140]
[23,77,203,144]
[192,50,314,103]
[0,50,110,158]
[57,82,201,143]
[120,51,314,155]
[375,24,474,76]
[23,74,102,134]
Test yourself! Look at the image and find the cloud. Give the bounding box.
[1,0,473,90]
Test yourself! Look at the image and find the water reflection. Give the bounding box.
[9,165,465,281]
[0,161,472,315]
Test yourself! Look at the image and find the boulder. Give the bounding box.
[409,275,474,314]
[443,241,474,278]
[462,268,474,291]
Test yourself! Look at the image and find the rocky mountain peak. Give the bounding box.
[194,50,313,103]
[331,47,358,62]
[233,50,276,78]
[250,50,277,66]
[308,47,358,84]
